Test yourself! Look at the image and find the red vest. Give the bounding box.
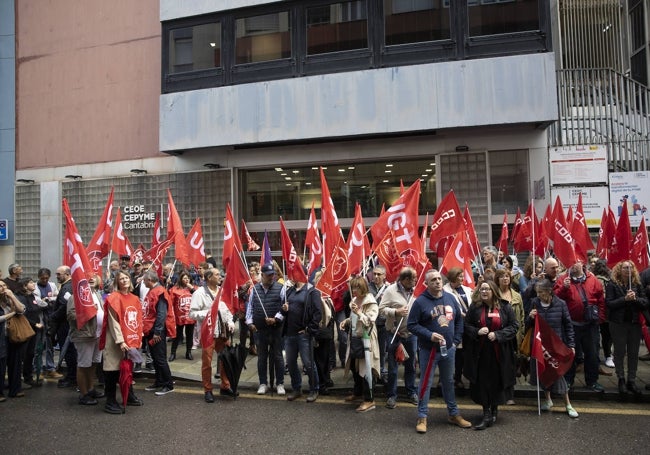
[143,285,176,337]
[170,287,196,325]
[99,292,143,350]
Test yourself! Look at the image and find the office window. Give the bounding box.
[307,1,368,55]
[489,149,529,215]
[384,0,450,45]
[169,22,221,73]
[468,0,539,37]
[236,12,291,64]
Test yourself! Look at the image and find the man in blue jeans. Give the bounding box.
[379,267,418,409]
[407,269,471,434]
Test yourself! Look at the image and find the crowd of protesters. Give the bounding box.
[2,249,650,433]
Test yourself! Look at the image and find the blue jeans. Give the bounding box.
[417,345,459,418]
[284,333,318,393]
[386,335,417,399]
[256,327,284,386]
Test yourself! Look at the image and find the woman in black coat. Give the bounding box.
[463,280,518,430]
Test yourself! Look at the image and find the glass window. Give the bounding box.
[468,0,539,37]
[241,159,436,223]
[169,22,221,73]
[384,0,450,45]
[307,1,368,55]
[235,12,291,64]
[489,150,529,216]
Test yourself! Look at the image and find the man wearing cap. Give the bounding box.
[246,263,286,395]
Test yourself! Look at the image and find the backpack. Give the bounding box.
[320,296,334,329]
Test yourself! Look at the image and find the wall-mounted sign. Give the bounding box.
[550,186,610,228]
[609,171,650,227]
[550,145,608,185]
[0,219,7,240]
[122,205,156,230]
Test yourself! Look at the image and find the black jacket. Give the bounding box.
[606,281,649,324]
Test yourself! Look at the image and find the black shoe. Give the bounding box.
[104,402,123,414]
[587,382,605,393]
[220,388,239,398]
[627,381,642,395]
[57,379,74,389]
[491,406,498,424]
[205,391,215,403]
[319,388,330,396]
[144,383,161,392]
[79,394,98,405]
[168,353,176,362]
[618,378,627,394]
[127,395,144,406]
[88,388,105,399]
[325,379,334,388]
[474,411,493,431]
[154,386,174,396]
[185,352,193,361]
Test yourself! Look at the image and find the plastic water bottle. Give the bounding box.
[440,340,448,357]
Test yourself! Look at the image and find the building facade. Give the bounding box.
[2,0,649,275]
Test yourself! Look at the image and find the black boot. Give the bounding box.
[474,408,492,430]
[168,351,176,362]
[627,381,642,395]
[185,349,193,361]
[618,378,627,394]
[491,405,498,424]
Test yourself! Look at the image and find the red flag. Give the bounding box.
[223,203,244,269]
[608,198,633,267]
[371,203,386,251]
[151,213,161,248]
[514,201,538,253]
[429,190,464,249]
[413,213,433,297]
[131,244,145,267]
[532,315,575,388]
[305,203,323,276]
[596,207,616,259]
[186,218,206,267]
[463,203,481,257]
[371,180,421,260]
[572,193,594,263]
[320,168,344,266]
[86,188,114,275]
[510,208,522,249]
[631,218,649,271]
[374,230,403,283]
[315,235,349,297]
[536,204,552,256]
[280,218,309,283]
[166,190,190,266]
[62,199,98,330]
[200,286,224,349]
[566,205,574,232]
[440,231,475,288]
[495,211,509,255]
[551,196,576,268]
[111,208,134,258]
[241,219,260,251]
[347,203,371,276]
[143,237,174,276]
[221,246,251,315]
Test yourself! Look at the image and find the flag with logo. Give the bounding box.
[320,168,344,266]
[186,218,206,267]
[86,187,114,276]
[223,203,244,269]
[608,198,633,267]
[241,219,260,251]
[429,190,464,249]
[572,193,594,263]
[280,218,309,283]
[111,208,134,258]
[631,217,649,271]
[62,199,98,329]
[532,315,575,388]
[166,189,190,266]
[305,202,323,276]
[495,210,509,255]
[347,203,371,276]
[440,231,475,288]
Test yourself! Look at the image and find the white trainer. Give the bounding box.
[257,384,268,395]
[605,357,615,368]
[276,384,286,395]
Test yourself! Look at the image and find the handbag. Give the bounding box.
[349,337,365,359]
[577,285,598,324]
[519,326,533,357]
[6,314,36,343]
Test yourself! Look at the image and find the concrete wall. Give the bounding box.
[16,0,162,170]
[160,53,558,152]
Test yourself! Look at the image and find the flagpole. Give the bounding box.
[536,360,541,416]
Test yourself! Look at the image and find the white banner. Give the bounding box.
[550,145,608,185]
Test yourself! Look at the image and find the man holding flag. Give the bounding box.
[526,279,578,418]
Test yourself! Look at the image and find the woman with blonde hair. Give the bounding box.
[340,276,379,412]
[605,260,649,395]
[463,280,518,430]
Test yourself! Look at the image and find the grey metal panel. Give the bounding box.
[161,0,280,22]
[160,53,558,151]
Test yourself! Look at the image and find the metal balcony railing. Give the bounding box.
[550,68,650,172]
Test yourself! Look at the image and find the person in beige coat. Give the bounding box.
[340,276,379,412]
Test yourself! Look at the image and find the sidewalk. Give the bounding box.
[161,341,650,403]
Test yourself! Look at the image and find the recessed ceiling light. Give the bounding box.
[429,163,435,166]
[338,169,345,172]
[285,177,292,180]
[286,183,292,186]
[425,169,433,172]
[292,170,299,174]
[385,164,393,167]
[312,167,319,170]
[306,182,311,185]
[209,42,216,48]
[385,170,392,173]
[382,179,389,183]
[421,174,428,177]
[275,167,283,171]
[348,166,355,170]
[280,173,287,176]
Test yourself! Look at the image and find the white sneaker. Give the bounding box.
[276,384,286,395]
[257,384,268,395]
[540,399,553,412]
[605,357,615,368]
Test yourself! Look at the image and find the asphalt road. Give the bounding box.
[3,381,650,455]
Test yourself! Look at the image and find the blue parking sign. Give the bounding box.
[0,219,7,241]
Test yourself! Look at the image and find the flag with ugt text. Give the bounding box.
[347,203,371,276]
[111,208,134,258]
[305,202,323,277]
[223,203,244,270]
[63,199,98,330]
[186,218,206,267]
[532,315,575,388]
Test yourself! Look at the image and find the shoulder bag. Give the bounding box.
[6,314,36,343]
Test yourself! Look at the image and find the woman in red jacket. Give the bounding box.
[168,271,196,361]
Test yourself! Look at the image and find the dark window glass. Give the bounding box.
[169,22,221,73]
[629,3,645,51]
[468,0,539,37]
[489,150,529,215]
[384,0,450,45]
[631,51,647,86]
[235,12,291,64]
[306,1,368,55]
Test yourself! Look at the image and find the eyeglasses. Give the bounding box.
[373,273,384,276]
